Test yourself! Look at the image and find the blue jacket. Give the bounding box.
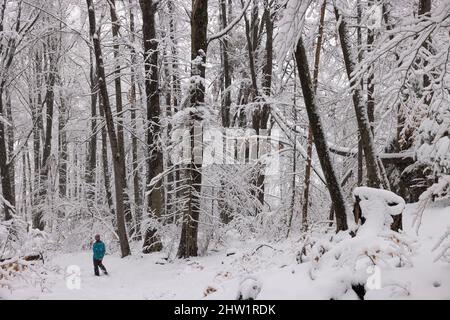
[93,240,106,260]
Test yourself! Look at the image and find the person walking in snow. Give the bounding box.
[93,234,108,276]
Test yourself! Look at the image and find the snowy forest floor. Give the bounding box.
[1,203,449,300]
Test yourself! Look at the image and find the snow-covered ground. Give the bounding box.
[1,203,449,300]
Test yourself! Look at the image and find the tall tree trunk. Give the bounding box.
[253,0,273,211]
[128,0,142,240]
[168,0,182,221]
[0,88,15,220]
[87,0,131,257]
[219,0,233,224]
[22,150,28,220]
[220,0,232,128]
[5,91,15,205]
[31,51,43,227]
[109,0,133,231]
[243,0,261,212]
[301,0,327,232]
[295,36,348,232]
[286,62,297,237]
[85,50,97,210]
[34,38,57,231]
[140,0,163,253]
[366,0,375,127]
[365,1,390,191]
[334,6,383,188]
[99,96,115,217]
[58,88,68,201]
[177,0,208,259]
[357,0,364,186]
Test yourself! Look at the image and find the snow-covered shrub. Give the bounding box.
[0,216,28,259]
[305,188,415,299]
[0,215,51,291]
[353,187,405,233]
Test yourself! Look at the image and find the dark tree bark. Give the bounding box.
[86,0,131,257]
[34,36,57,230]
[334,6,384,189]
[220,0,232,128]
[58,87,68,200]
[140,0,163,253]
[30,53,43,228]
[242,0,262,212]
[253,0,274,210]
[356,0,364,186]
[367,0,375,127]
[301,0,326,232]
[128,0,142,240]
[108,0,133,230]
[177,0,208,259]
[0,88,14,220]
[85,50,97,209]
[242,3,258,99]
[22,150,28,219]
[99,96,115,217]
[295,36,348,232]
[5,91,15,205]
[168,0,181,110]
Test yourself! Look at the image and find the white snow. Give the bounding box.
[354,187,406,217]
[1,204,449,300]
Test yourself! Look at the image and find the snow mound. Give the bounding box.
[237,276,262,300]
[353,187,406,236]
[353,187,405,216]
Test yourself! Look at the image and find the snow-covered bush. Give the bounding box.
[305,188,415,299]
[0,215,51,291]
[353,187,405,234]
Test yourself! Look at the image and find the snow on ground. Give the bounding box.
[1,203,449,300]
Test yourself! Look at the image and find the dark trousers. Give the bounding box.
[93,258,107,276]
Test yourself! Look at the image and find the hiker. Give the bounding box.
[93,234,108,276]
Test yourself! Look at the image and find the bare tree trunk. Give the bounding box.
[254,0,273,210]
[22,150,28,220]
[99,97,114,217]
[128,0,142,240]
[85,50,97,210]
[177,0,208,259]
[140,0,163,253]
[87,0,131,257]
[243,3,258,99]
[168,0,182,222]
[31,51,43,227]
[301,0,327,232]
[367,1,375,128]
[109,0,133,231]
[34,37,57,230]
[242,0,262,212]
[58,88,68,201]
[0,88,15,220]
[295,36,348,232]
[334,6,383,188]
[219,0,233,224]
[5,91,15,204]
[220,0,232,128]
[286,61,297,237]
[356,0,364,186]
